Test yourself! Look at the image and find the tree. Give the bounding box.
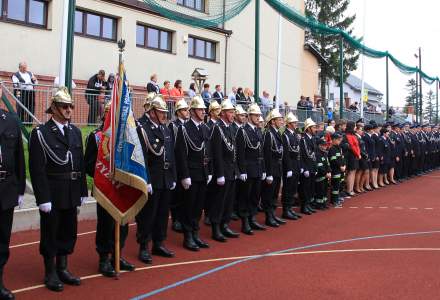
[423,90,435,123]
[305,0,360,108]
[404,79,417,114]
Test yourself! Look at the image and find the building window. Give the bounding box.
[136,24,172,52]
[176,0,205,12]
[188,36,216,61]
[0,0,48,27]
[75,9,117,41]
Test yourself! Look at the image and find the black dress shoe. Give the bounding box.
[56,256,81,286]
[282,210,299,220]
[44,257,64,292]
[249,217,266,231]
[193,231,209,248]
[241,218,254,235]
[265,213,279,227]
[118,257,135,272]
[152,244,175,258]
[0,287,14,300]
[211,224,227,242]
[300,208,312,215]
[99,255,116,277]
[183,232,200,252]
[290,209,302,218]
[138,244,153,264]
[306,205,317,213]
[172,220,184,233]
[221,224,240,238]
[273,214,287,225]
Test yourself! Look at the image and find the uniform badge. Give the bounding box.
[153,144,157,148]
[155,139,159,143]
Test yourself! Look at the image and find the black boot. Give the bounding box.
[44,257,63,292]
[211,223,227,242]
[152,242,175,258]
[172,220,183,233]
[183,231,200,252]
[241,217,254,235]
[0,269,14,300]
[249,216,266,231]
[193,231,209,248]
[282,209,299,220]
[138,243,152,264]
[290,209,302,218]
[221,224,240,238]
[56,256,81,286]
[98,254,116,277]
[300,205,312,215]
[272,212,286,225]
[265,212,279,227]
[112,256,135,272]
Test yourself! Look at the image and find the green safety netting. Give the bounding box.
[142,0,439,84]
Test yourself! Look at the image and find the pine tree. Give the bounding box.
[305,0,360,108]
[404,79,417,114]
[423,90,435,123]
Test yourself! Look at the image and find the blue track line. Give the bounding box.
[131,230,440,299]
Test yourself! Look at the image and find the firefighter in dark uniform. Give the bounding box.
[236,104,266,235]
[136,95,177,264]
[281,112,302,220]
[29,87,87,292]
[210,100,240,242]
[401,123,411,180]
[328,133,345,206]
[175,96,212,251]
[168,99,190,233]
[261,109,286,227]
[83,103,135,278]
[0,92,26,300]
[314,138,331,209]
[299,118,318,215]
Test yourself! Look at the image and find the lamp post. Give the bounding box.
[339,35,344,119]
[59,0,76,92]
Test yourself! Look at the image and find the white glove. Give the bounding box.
[266,176,273,184]
[207,175,212,185]
[239,174,247,182]
[18,195,24,209]
[261,172,266,180]
[304,171,310,178]
[300,168,304,174]
[217,176,225,186]
[181,178,191,190]
[80,197,88,206]
[147,184,153,194]
[286,171,293,178]
[39,202,52,213]
[170,182,176,190]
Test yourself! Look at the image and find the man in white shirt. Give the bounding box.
[11,62,38,123]
[228,87,237,105]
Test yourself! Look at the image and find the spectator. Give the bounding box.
[160,80,172,99]
[248,89,256,103]
[86,69,106,124]
[388,106,396,117]
[170,79,184,101]
[11,61,38,123]
[212,84,224,104]
[146,73,160,94]
[243,88,253,104]
[297,96,308,110]
[349,102,358,112]
[235,87,245,104]
[327,107,333,121]
[187,83,196,98]
[305,97,314,110]
[104,73,115,104]
[201,83,212,108]
[228,86,237,105]
[260,90,273,109]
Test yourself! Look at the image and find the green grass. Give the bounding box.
[24,126,97,191]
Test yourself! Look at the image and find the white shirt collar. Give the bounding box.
[221,119,229,127]
[248,122,256,130]
[150,119,159,128]
[306,132,312,139]
[234,122,242,128]
[52,118,68,135]
[287,128,294,134]
[191,118,202,127]
[178,117,186,124]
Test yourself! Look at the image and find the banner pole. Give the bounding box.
[114,221,121,278]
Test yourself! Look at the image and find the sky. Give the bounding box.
[347,0,440,108]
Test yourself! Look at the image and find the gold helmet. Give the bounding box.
[304,118,317,130]
[175,99,189,113]
[190,95,206,109]
[208,101,221,113]
[149,95,168,112]
[46,87,73,113]
[235,105,247,115]
[247,103,262,115]
[220,99,235,111]
[144,92,156,111]
[265,109,283,123]
[284,112,298,124]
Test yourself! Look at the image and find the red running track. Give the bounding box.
[5,172,440,300]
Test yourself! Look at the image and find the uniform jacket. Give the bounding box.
[0,109,26,210]
[362,133,376,162]
[29,119,88,209]
[236,123,264,178]
[263,126,283,178]
[282,128,301,176]
[315,149,331,180]
[300,132,317,174]
[328,145,345,175]
[211,120,236,180]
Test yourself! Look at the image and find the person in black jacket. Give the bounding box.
[314,138,331,209]
[281,112,302,220]
[175,96,212,251]
[377,128,391,187]
[362,124,375,190]
[328,133,345,206]
[83,103,134,278]
[146,74,160,94]
[390,123,403,183]
[401,123,412,180]
[262,109,286,227]
[236,104,266,234]
[0,101,26,300]
[136,95,177,264]
[354,124,368,193]
[86,70,106,125]
[29,88,88,292]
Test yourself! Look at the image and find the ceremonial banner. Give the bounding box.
[93,65,149,225]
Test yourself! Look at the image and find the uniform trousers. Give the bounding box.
[180,181,207,233]
[96,203,128,255]
[331,174,342,203]
[209,180,234,225]
[261,177,281,213]
[281,175,298,209]
[39,208,77,258]
[0,209,13,269]
[238,178,261,218]
[299,174,315,209]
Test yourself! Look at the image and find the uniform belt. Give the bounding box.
[47,171,82,180]
[0,171,11,181]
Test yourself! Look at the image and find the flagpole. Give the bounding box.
[360,0,366,118]
[115,222,121,278]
